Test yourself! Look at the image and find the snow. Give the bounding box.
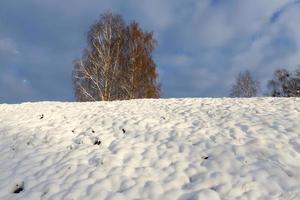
[0,98,300,200]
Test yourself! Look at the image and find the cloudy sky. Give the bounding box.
[1,0,300,103]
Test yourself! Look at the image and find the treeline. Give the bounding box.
[73,12,300,101]
[230,66,300,97]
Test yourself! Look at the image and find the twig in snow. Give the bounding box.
[94,138,101,145]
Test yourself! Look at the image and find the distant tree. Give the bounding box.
[230,70,260,97]
[290,65,300,96]
[267,69,290,97]
[267,67,300,97]
[72,12,160,101]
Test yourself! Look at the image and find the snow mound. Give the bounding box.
[0,98,300,200]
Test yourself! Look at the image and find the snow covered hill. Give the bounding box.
[0,98,300,200]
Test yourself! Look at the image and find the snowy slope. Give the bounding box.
[0,98,300,200]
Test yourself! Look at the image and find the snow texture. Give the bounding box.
[0,98,300,200]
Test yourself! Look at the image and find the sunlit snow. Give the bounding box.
[0,98,300,199]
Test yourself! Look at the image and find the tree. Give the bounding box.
[289,65,300,96]
[119,22,160,99]
[72,12,160,101]
[267,69,290,97]
[267,67,300,97]
[230,70,260,97]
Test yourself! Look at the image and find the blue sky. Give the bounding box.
[1,0,300,103]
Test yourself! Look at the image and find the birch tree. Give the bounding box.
[121,22,160,99]
[72,12,160,101]
[230,70,260,97]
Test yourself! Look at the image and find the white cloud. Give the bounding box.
[228,2,300,88]
[163,0,300,95]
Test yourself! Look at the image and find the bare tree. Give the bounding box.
[72,12,160,101]
[267,69,290,97]
[289,65,300,96]
[268,67,300,97]
[230,70,260,97]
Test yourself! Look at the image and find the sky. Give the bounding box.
[1,0,300,103]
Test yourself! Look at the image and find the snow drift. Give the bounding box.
[0,98,300,200]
